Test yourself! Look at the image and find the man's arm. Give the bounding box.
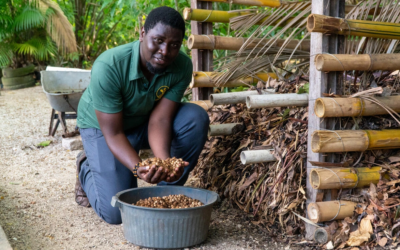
[95,110,168,183]
[148,97,179,159]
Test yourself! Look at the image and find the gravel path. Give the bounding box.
[0,86,290,250]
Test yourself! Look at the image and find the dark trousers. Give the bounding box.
[79,103,209,224]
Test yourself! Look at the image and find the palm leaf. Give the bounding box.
[0,42,13,66]
[30,0,77,53]
[13,36,57,61]
[13,6,45,31]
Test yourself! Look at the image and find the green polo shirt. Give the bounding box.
[77,41,192,130]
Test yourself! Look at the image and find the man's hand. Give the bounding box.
[138,161,188,184]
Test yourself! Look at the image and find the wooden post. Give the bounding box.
[306,0,345,240]
[190,0,214,101]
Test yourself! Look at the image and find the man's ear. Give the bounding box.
[139,27,145,42]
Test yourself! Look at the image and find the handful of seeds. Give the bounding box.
[139,157,184,174]
[134,194,203,209]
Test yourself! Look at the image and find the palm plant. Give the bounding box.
[0,0,77,68]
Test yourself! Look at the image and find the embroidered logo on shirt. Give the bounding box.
[155,86,169,101]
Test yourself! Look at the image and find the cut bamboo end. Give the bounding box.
[314,97,400,118]
[208,123,243,136]
[189,100,212,111]
[183,8,192,21]
[312,129,400,153]
[246,93,308,109]
[314,228,332,244]
[240,150,276,165]
[309,167,381,190]
[307,200,357,223]
[210,90,275,106]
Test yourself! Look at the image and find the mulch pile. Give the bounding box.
[134,194,204,209]
[192,73,400,249]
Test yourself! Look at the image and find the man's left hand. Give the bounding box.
[165,161,188,183]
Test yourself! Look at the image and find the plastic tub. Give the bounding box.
[111,186,219,249]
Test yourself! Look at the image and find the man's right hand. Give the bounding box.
[138,165,169,184]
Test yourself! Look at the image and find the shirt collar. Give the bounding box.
[129,41,180,81]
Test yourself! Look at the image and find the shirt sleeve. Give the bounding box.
[89,61,123,113]
[163,58,193,103]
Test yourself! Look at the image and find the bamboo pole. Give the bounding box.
[308,200,357,223]
[310,167,381,190]
[315,96,400,118]
[208,123,244,136]
[210,90,275,105]
[240,150,276,164]
[246,93,308,109]
[190,71,277,88]
[315,54,400,72]
[311,129,400,153]
[183,8,300,26]
[307,14,400,40]
[187,35,311,51]
[189,100,212,111]
[200,0,281,7]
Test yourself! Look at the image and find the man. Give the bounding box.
[75,6,209,224]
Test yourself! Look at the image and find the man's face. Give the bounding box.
[139,22,183,74]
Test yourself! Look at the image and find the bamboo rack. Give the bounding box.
[315,96,400,118]
[307,14,400,40]
[311,130,400,153]
[315,54,400,72]
[209,123,244,136]
[240,150,276,164]
[187,35,310,51]
[246,93,308,109]
[308,200,357,223]
[310,167,381,190]
[314,227,333,244]
[190,71,277,88]
[210,90,274,105]
[189,100,213,111]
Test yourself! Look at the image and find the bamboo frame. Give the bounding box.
[189,100,212,111]
[310,167,381,190]
[311,130,400,153]
[208,123,243,136]
[314,228,332,245]
[190,71,277,88]
[315,54,400,72]
[315,96,400,118]
[201,0,281,7]
[187,35,310,51]
[307,14,400,40]
[246,93,308,109]
[308,200,357,223]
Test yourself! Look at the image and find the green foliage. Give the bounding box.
[37,140,52,147]
[231,86,250,92]
[297,83,309,94]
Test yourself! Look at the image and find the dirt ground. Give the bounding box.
[0,86,296,250]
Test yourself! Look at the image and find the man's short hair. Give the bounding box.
[144,6,185,37]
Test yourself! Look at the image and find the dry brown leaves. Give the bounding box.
[192,80,309,236]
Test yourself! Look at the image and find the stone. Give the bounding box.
[62,136,83,151]
[0,225,12,250]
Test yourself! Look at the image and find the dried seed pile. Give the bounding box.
[134,194,203,209]
[140,157,184,174]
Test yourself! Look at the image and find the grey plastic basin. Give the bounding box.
[111,186,219,249]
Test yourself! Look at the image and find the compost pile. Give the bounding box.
[140,157,184,174]
[134,194,203,209]
[192,78,309,237]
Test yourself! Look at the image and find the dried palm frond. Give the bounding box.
[30,0,77,53]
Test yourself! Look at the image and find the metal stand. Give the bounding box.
[49,109,77,136]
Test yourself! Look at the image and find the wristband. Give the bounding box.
[132,162,141,179]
